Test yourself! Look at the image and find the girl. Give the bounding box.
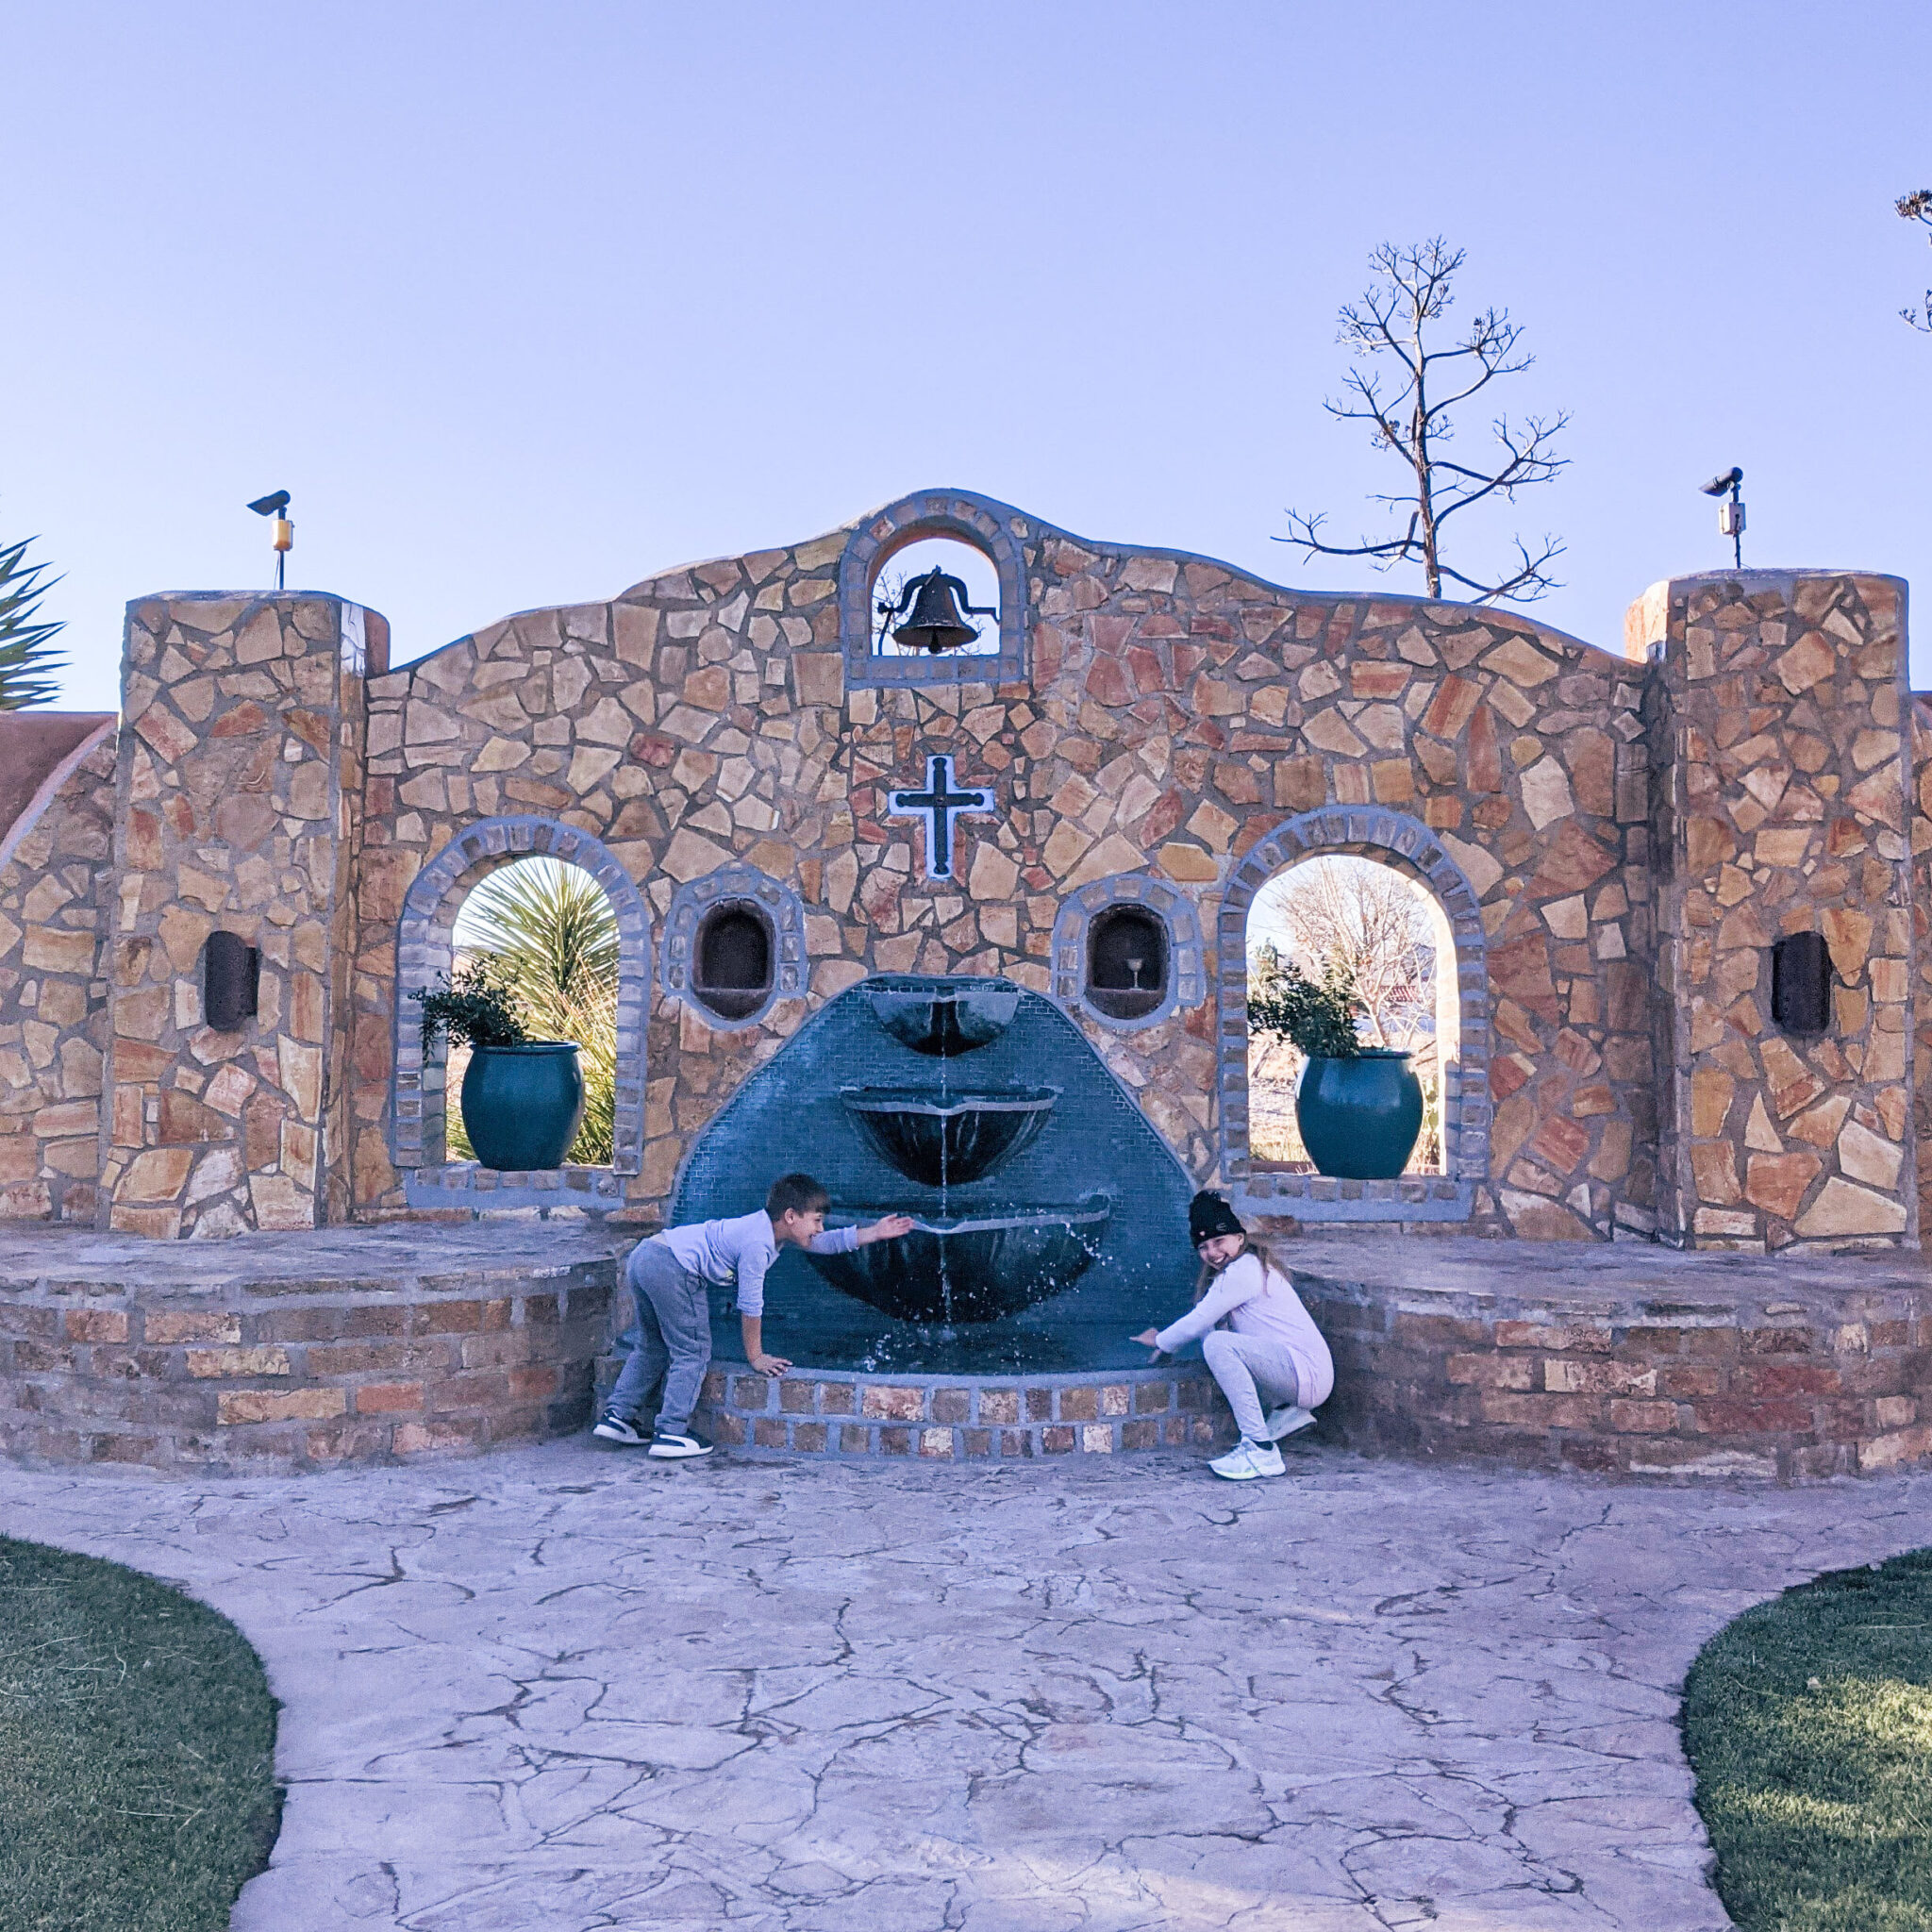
[1132,1191,1334,1481]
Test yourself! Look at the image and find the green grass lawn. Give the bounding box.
[0,1536,280,1932]
[1685,1545,1932,1930]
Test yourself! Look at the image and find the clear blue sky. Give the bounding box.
[10,3,1931,710]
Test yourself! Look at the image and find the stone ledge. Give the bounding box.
[403,1163,627,1213]
[0,1224,629,1474]
[1235,1175,1474,1222]
[595,1357,1240,1460]
[1283,1234,1932,1479]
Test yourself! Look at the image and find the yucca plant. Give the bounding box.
[0,534,66,710]
[456,859,620,1164]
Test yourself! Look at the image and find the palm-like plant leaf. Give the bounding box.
[0,536,67,710]
[458,859,621,1163]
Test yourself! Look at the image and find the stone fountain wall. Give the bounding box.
[670,982,1197,1367]
[0,491,1919,1255]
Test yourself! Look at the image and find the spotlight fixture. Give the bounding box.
[1698,467,1745,571]
[246,491,294,590]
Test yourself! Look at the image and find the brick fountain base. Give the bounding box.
[2,1224,1927,1479]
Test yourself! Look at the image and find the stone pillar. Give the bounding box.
[1630,570,1914,1250]
[102,592,385,1236]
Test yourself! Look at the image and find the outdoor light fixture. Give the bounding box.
[203,930,260,1032]
[246,490,294,590]
[1699,467,1745,571]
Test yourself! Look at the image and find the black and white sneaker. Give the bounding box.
[591,1410,648,1446]
[647,1429,714,1460]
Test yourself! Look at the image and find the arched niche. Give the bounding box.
[838,490,1029,688]
[658,862,807,1031]
[392,816,649,1190]
[1216,807,1491,1222]
[1051,871,1207,1030]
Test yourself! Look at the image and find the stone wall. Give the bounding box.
[343,495,1660,1241]
[685,1361,1236,1460]
[0,1224,615,1473]
[1633,572,1915,1249]
[1291,1234,1932,1478]
[101,593,381,1238]
[1,493,1920,1256]
[0,721,116,1222]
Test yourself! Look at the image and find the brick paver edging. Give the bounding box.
[689,1361,1241,1460]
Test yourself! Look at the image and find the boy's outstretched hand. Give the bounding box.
[856,1214,917,1245]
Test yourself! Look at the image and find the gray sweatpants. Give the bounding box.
[1201,1329,1324,1443]
[608,1239,712,1435]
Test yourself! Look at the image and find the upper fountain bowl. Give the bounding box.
[841,1084,1059,1187]
[861,975,1022,1057]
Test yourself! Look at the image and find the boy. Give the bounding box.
[594,1175,913,1458]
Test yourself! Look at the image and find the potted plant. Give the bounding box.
[1248,957,1423,1180]
[410,959,585,1172]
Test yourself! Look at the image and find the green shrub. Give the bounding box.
[1247,944,1362,1058]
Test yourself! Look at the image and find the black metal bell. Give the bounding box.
[891,569,986,654]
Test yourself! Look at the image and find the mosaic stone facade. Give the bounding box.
[92,594,383,1239]
[0,721,116,1223]
[0,492,1918,1257]
[1633,573,1917,1249]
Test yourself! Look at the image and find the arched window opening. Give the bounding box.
[446,855,620,1166]
[1245,854,1457,1177]
[869,535,1001,658]
[1086,906,1170,1022]
[693,903,774,1022]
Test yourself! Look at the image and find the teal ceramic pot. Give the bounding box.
[1295,1048,1424,1180]
[461,1041,584,1171]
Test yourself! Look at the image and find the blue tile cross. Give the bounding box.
[888,754,996,882]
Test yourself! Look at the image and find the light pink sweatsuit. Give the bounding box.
[1155,1253,1335,1441]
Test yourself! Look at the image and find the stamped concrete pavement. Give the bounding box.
[3,1441,1928,1931]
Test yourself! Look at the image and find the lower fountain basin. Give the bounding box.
[804,1198,1112,1325]
[861,975,1022,1057]
[840,1085,1058,1187]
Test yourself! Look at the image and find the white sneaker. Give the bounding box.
[1209,1439,1287,1481]
[647,1429,714,1460]
[591,1410,648,1446]
[1265,1406,1316,1442]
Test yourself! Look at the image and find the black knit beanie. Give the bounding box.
[1188,1190,1245,1245]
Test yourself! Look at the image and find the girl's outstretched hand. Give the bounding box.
[1130,1327,1165,1359]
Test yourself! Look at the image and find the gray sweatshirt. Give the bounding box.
[656,1210,858,1317]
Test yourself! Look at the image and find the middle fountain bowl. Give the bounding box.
[840,1084,1059,1188]
[802,1197,1114,1325]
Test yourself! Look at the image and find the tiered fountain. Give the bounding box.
[671,974,1200,1383]
[806,976,1111,1324]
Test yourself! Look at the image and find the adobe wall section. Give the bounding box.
[0,720,116,1223]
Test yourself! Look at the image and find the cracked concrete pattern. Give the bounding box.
[3,1444,1929,1930]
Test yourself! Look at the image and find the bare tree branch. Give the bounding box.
[1279,237,1569,603]
[1900,189,1932,333]
[1253,858,1437,1050]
